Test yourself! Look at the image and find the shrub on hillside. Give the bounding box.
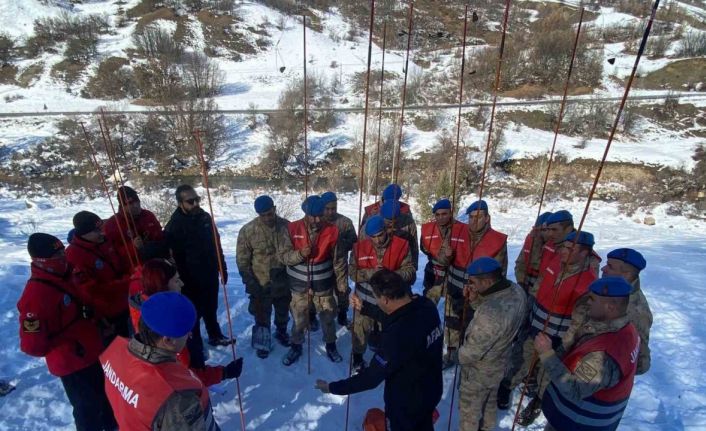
[84,57,137,100]
[133,25,184,63]
[0,33,15,65]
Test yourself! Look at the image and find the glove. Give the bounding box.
[223,357,243,379]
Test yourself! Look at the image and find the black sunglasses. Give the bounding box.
[183,197,201,205]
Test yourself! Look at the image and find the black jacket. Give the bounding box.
[164,207,226,287]
[329,296,443,431]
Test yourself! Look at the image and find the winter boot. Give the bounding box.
[0,380,15,397]
[282,344,303,366]
[442,348,458,370]
[326,342,343,363]
[496,380,512,410]
[274,327,291,347]
[208,335,235,347]
[517,396,542,426]
[309,311,320,332]
[352,353,366,374]
[337,309,349,327]
[256,349,270,359]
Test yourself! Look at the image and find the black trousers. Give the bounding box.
[184,274,224,368]
[60,362,117,431]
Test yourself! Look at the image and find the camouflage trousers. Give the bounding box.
[290,290,337,345]
[352,312,382,355]
[511,332,551,398]
[459,365,504,431]
[248,291,291,330]
[443,294,467,351]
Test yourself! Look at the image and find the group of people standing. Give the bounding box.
[16,182,653,431]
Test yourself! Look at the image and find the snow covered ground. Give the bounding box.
[0,189,705,430]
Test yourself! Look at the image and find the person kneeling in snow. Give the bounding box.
[101,292,241,430]
[315,269,443,431]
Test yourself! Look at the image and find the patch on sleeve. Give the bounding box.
[373,354,388,367]
[574,361,598,383]
[22,318,40,333]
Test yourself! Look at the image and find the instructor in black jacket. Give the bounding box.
[316,269,443,431]
[164,185,232,367]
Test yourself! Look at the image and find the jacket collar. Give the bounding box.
[128,335,178,365]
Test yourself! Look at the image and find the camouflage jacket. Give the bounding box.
[540,315,629,403]
[458,280,527,374]
[236,216,302,296]
[627,278,652,374]
[331,213,358,259]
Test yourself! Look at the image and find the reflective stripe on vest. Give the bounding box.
[542,324,639,431]
[530,300,571,337]
[353,236,409,306]
[287,220,338,293]
[100,337,213,430]
[286,260,335,292]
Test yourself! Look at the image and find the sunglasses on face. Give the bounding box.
[183,197,201,205]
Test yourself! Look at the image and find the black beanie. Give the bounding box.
[28,233,64,258]
[73,211,103,236]
[117,186,139,204]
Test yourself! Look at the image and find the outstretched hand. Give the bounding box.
[315,379,330,394]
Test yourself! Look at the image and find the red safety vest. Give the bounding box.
[422,221,464,278]
[542,323,640,431]
[286,219,339,293]
[100,337,215,430]
[447,226,507,293]
[353,236,409,307]
[530,262,596,337]
[364,201,411,218]
[520,232,540,278]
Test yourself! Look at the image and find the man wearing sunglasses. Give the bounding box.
[164,185,232,370]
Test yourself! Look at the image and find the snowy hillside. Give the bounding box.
[0,189,705,430]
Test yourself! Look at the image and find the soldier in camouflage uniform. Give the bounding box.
[458,257,527,431]
[321,191,358,326]
[537,277,640,431]
[420,199,457,305]
[236,195,303,358]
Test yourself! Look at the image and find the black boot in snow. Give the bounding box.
[496,381,512,410]
[352,353,366,373]
[325,342,343,363]
[256,349,269,359]
[517,396,542,426]
[309,312,320,332]
[274,327,291,347]
[282,344,303,366]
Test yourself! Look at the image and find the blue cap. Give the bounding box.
[301,195,325,217]
[381,200,401,219]
[466,199,488,214]
[320,191,337,205]
[466,257,501,276]
[607,248,646,271]
[254,195,274,214]
[141,292,196,338]
[564,230,594,247]
[536,211,553,226]
[382,184,402,201]
[589,276,632,297]
[67,228,76,244]
[432,198,451,213]
[365,215,386,237]
[546,210,573,225]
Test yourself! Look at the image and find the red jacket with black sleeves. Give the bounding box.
[17,264,103,377]
[66,236,130,319]
[104,209,165,264]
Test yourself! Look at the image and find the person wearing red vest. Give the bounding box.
[516,230,598,426]
[443,199,508,369]
[66,211,131,341]
[515,211,553,292]
[536,277,640,431]
[128,259,238,387]
[421,199,464,304]
[102,291,241,430]
[361,183,413,227]
[103,186,167,265]
[349,215,415,372]
[18,233,117,431]
[282,195,346,366]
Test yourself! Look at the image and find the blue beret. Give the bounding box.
[381,200,401,219]
[466,257,501,276]
[608,248,646,271]
[382,184,402,201]
[564,230,594,247]
[365,215,386,237]
[320,191,337,205]
[589,276,632,297]
[141,292,196,338]
[301,195,325,217]
[466,199,488,214]
[432,198,451,213]
[536,211,553,226]
[546,210,573,225]
[67,228,76,244]
[254,195,274,214]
